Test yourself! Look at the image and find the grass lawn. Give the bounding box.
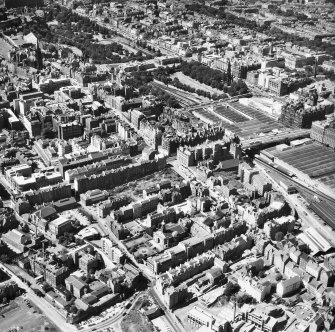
[121,309,155,332]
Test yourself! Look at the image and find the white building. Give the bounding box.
[236,272,272,302]
[277,276,301,297]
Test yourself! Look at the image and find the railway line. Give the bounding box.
[150,81,203,107]
[254,156,335,232]
[254,155,335,204]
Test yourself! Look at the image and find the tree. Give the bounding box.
[70,305,78,314]
[20,223,29,233]
[236,294,253,307]
[275,273,283,281]
[42,282,51,292]
[0,254,9,263]
[275,231,284,242]
[47,44,57,53]
[224,282,240,297]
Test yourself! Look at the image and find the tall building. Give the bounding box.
[311,120,335,149]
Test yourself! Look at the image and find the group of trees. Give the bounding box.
[180,60,228,90]
[171,77,227,100]
[172,77,211,98]
[78,207,94,223]
[273,8,309,21]
[224,281,240,298]
[135,40,161,56]
[58,232,76,246]
[226,79,249,96]
[0,254,10,263]
[218,282,258,308]
[316,66,335,80]
[151,88,181,108]
[186,3,226,18]
[125,66,175,90]
[179,61,249,96]
[17,7,151,65]
[125,70,155,90]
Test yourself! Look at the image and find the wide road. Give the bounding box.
[0,263,77,332]
[149,287,184,332]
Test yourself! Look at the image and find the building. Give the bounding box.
[264,216,295,240]
[162,283,188,309]
[109,96,142,112]
[80,189,109,206]
[74,156,166,194]
[147,245,187,275]
[48,216,73,239]
[177,143,228,168]
[280,88,334,128]
[187,306,231,331]
[2,229,31,253]
[58,121,83,140]
[187,306,216,329]
[29,252,71,287]
[23,183,72,206]
[101,238,125,264]
[284,54,315,70]
[65,275,89,299]
[311,120,335,149]
[79,252,99,274]
[38,78,72,94]
[156,252,215,294]
[277,276,301,297]
[236,272,272,302]
[240,305,287,332]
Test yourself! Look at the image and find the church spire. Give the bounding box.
[314,56,317,79]
[35,39,43,70]
[226,60,232,86]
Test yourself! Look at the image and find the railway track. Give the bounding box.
[254,156,335,205]
[254,156,335,232]
[150,81,202,107]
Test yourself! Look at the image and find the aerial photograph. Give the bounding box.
[1,0,335,331]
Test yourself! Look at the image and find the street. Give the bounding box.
[149,287,185,332]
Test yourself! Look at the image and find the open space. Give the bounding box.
[0,295,59,332]
[106,167,183,203]
[121,309,155,332]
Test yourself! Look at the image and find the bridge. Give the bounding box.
[240,128,311,150]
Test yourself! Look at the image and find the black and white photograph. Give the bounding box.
[0,0,335,331]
